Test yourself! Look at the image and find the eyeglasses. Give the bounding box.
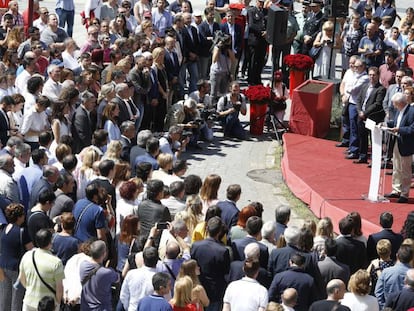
[41,11,49,15]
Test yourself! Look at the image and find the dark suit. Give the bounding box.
[181,24,200,93]
[231,236,269,269]
[220,22,243,59]
[164,48,180,82]
[367,229,403,261]
[335,235,367,274]
[382,83,402,161]
[384,286,414,311]
[93,177,116,211]
[268,267,317,311]
[0,109,10,147]
[71,105,94,154]
[388,105,414,198]
[317,256,350,288]
[119,135,132,163]
[216,200,239,232]
[247,6,268,85]
[113,96,137,127]
[268,244,324,299]
[198,21,220,57]
[302,10,325,54]
[226,260,271,288]
[191,237,230,303]
[356,82,386,161]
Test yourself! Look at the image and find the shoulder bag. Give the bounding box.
[32,251,56,295]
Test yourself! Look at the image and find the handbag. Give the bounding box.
[309,45,322,60]
[32,251,56,295]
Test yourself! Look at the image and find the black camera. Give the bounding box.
[212,31,232,49]
[182,130,193,138]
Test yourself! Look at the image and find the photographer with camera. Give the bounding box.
[159,125,190,162]
[217,81,247,139]
[210,31,236,103]
[189,80,216,142]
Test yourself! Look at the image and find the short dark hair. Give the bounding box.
[146,137,159,154]
[92,130,109,147]
[99,159,115,177]
[246,216,263,236]
[226,184,241,201]
[55,171,73,189]
[143,246,158,267]
[39,131,53,146]
[146,179,164,200]
[135,162,152,182]
[290,253,306,267]
[243,259,260,278]
[62,154,78,172]
[275,205,291,224]
[27,76,44,94]
[85,182,101,201]
[325,238,337,257]
[339,216,354,235]
[184,174,202,195]
[207,216,222,237]
[152,272,170,291]
[38,189,56,205]
[0,95,15,108]
[31,148,46,164]
[380,212,393,228]
[398,244,414,264]
[169,181,185,197]
[89,240,107,260]
[35,229,53,248]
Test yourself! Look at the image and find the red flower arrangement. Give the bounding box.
[284,54,314,71]
[243,84,274,104]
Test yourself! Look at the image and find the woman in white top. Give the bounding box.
[116,180,140,235]
[133,0,151,24]
[341,269,379,311]
[75,147,101,199]
[50,100,71,154]
[102,100,121,142]
[20,95,50,150]
[151,153,176,187]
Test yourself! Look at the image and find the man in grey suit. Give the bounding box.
[318,238,350,287]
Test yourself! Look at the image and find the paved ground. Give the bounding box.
[19,0,412,227]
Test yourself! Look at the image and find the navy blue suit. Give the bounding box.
[335,236,367,274]
[164,48,180,81]
[191,237,230,303]
[198,21,220,58]
[220,22,243,58]
[391,105,414,156]
[29,178,53,210]
[367,229,403,261]
[216,200,239,232]
[226,260,271,288]
[232,236,269,269]
[384,286,414,310]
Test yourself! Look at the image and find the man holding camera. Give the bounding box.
[217,81,247,139]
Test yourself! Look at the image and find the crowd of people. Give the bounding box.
[0,0,412,310]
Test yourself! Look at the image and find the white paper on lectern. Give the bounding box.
[365,119,382,201]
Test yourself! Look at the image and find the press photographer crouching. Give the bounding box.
[166,98,211,149]
[217,81,247,139]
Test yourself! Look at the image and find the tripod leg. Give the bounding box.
[270,115,282,145]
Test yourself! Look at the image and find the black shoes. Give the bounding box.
[353,158,368,164]
[398,196,409,203]
[384,192,400,198]
[346,153,359,159]
[336,142,349,147]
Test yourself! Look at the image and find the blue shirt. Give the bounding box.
[56,0,75,11]
[73,199,106,242]
[375,262,411,309]
[152,8,172,37]
[137,294,173,311]
[134,152,159,171]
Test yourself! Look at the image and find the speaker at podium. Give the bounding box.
[266,5,288,46]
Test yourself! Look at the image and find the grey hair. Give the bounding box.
[284,226,300,246]
[47,64,59,75]
[6,136,23,148]
[172,219,187,232]
[261,221,276,240]
[391,92,407,105]
[402,76,414,86]
[0,154,11,169]
[120,121,135,133]
[115,83,128,94]
[136,129,153,147]
[14,143,31,158]
[89,240,107,260]
[81,91,96,103]
[43,165,58,178]
[244,242,260,260]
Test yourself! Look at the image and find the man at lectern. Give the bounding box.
[384,93,414,203]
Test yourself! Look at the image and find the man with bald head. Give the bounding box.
[281,288,297,311]
[309,279,350,311]
[385,268,414,310]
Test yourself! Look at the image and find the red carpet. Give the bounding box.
[281,133,413,236]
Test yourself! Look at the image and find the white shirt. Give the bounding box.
[15,70,31,95]
[20,107,49,142]
[62,50,82,71]
[33,18,47,34]
[119,266,157,311]
[223,277,268,311]
[396,104,409,128]
[115,198,138,235]
[341,292,379,311]
[42,78,62,102]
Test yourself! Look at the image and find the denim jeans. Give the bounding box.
[0,268,25,311]
[56,8,74,37]
[221,112,246,139]
[348,103,359,154]
[179,61,199,93]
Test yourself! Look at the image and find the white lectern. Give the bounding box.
[364,119,388,202]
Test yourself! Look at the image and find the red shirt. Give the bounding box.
[379,62,398,89]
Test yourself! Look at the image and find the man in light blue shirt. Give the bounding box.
[55,0,75,37]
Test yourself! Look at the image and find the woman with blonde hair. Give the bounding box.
[341,269,379,310]
[199,174,221,215]
[103,140,122,163]
[152,153,175,186]
[177,260,209,311]
[313,217,334,259]
[97,83,116,126]
[75,147,101,199]
[185,195,204,239]
[152,46,169,132]
[170,276,199,311]
[366,239,393,295]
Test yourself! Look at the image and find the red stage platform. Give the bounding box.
[281,133,413,236]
